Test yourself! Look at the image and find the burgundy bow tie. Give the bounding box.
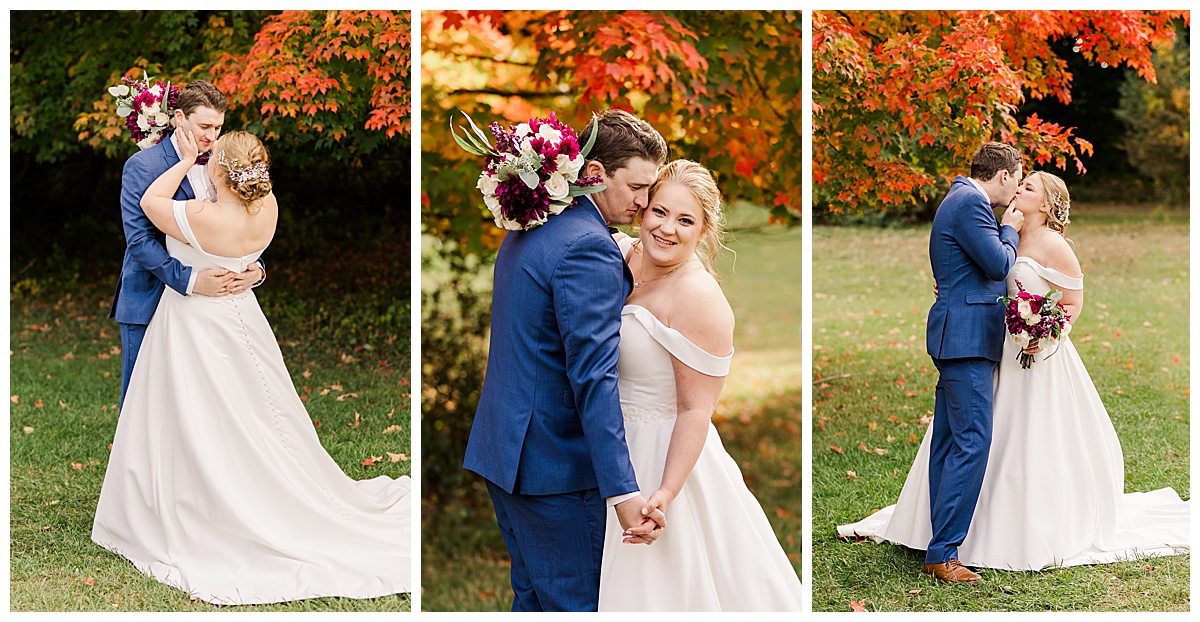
[195,152,212,166]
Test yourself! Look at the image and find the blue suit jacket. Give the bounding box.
[464,196,640,499]
[925,176,1019,362]
[109,134,196,325]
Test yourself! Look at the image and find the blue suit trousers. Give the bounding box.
[119,322,148,407]
[927,356,995,564]
[485,481,605,612]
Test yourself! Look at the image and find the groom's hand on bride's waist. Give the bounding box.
[615,494,666,545]
[192,268,236,297]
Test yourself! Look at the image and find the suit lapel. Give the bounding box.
[575,196,635,296]
[159,133,196,200]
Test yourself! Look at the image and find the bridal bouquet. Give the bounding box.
[452,111,605,231]
[1000,280,1072,369]
[107,73,179,150]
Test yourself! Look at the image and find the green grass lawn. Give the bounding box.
[9,254,412,612]
[420,204,802,611]
[811,207,1190,612]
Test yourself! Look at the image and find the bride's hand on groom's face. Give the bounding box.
[178,130,200,163]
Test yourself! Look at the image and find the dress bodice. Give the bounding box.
[616,305,733,422]
[166,200,267,273]
[1006,256,1083,297]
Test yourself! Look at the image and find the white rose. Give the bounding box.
[1017,299,1032,319]
[556,153,584,177]
[477,172,499,198]
[1011,331,1031,349]
[136,135,158,150]
[544,172,570,202]
[142,101,160,116]
[548,201,568,215]
[153,112,169,126]
[483,193,502,217]
[519,136,538,157]
[149,84,162,96]
[515,123,532,138]
[537,124,563,144]
[108,85,129,97]
[136,114,152,131]
[1028,313,1042,325]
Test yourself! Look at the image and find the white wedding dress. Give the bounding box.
[838,257,1189,570]
[92,201,411,605]
[597,243,802,610]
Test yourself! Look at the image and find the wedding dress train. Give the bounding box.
[838,257,1189,570]
[92,201,411,604]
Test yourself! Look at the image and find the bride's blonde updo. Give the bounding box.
[1031,171,1071,234]
[212,131,272,212]
[635,159,727,275]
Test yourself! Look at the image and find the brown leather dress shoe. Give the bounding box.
[923,558,981,583]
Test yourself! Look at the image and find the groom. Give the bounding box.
[110,80,265,406]
[923,142,1024,582]
[464,109,668,611]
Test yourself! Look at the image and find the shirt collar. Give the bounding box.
[965,176,989,201]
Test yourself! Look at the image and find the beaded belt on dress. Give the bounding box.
[620,404,677,422]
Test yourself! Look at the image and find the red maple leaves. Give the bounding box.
[813,10,1186,213]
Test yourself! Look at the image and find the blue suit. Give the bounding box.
[464,196,639,611]
[109,134,263,406]
[924,176,1018,564]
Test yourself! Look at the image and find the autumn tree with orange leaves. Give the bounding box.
[422,10,802,251]
[813,10,1188,215]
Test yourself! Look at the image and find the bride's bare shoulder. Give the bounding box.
[1043,234,1082,278]
[669,270,734,356]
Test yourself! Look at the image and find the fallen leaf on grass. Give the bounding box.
[1144,564,1156,571]
[10,395,19,404]
[41,526,51,532]
[348,412,361,428]
[59,399,67,409]
[335,392,359,402]
[34,399,43,408]
[362,455,381,466]
[907,589,922,595]
[387,452,408,462]
[71,463,83,470]
[399,378,410,386]
[302,369,312,379]
[850,600,866,612]
[774,507,794,518]
[382,425,403,434]
[319,388,331,396]
[83,576,95,587]
[23,426,34,434]
[331,382,344,392]
[829,445,844,454]
[846,470,857,479]
[61,352,74,360]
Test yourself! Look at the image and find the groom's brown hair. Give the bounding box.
[970,142,1021,182]
[579,109,668,174]
[177,80,228,117]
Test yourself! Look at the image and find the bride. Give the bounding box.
[838,171,1190,571]
[91,129,411,605]
[598,160,802,611]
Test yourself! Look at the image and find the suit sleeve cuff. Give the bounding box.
[252,261,267,288]
[606,492,640,507]
[185,271,197,295]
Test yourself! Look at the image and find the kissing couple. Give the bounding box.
[464,108,802,611]
[91,79,410,605]
[839,142,1189,582]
